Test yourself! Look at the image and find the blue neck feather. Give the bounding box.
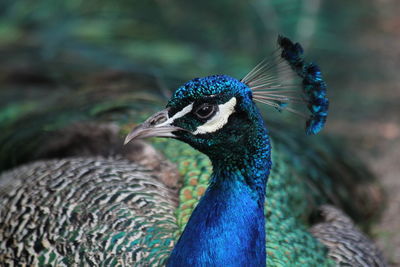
[167,110,271,266]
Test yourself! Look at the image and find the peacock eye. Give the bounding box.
[194,103,217,119]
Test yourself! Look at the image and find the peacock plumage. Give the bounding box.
[0,37,385,266]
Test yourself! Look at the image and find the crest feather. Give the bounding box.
[241,36,329,135]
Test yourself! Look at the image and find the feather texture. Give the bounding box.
[242,36,329,135]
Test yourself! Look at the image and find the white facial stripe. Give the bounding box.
[193,97,237,135]
[157,103,193,127]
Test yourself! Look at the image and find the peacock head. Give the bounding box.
[125,36,329,159]
[125,75,262,159]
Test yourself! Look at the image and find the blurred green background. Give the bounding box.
[0,0,399,264]
[0,0,376,88]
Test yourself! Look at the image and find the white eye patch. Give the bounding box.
[193,97,237,135]
[156,103,194,127]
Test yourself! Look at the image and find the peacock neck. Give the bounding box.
[167,114,271,267]
[209,120,271,204]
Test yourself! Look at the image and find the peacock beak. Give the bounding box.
[124,108,183,145]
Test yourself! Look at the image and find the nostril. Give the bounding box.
[150,115,167,126]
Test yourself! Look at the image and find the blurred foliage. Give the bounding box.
[0,0,377,83]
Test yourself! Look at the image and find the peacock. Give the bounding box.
[0,37,386,266]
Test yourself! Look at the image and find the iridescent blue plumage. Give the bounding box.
[278,36,329,135]
[303,63,329,135]
[278,35,304,72]
[166,75,271,266]
[168,75,250,107]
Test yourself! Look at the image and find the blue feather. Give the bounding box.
[278,37,329,135]
[166,86,272,266]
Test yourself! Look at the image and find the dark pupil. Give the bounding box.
[196,104,214,118]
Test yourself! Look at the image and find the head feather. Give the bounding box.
[241,36,329,135]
